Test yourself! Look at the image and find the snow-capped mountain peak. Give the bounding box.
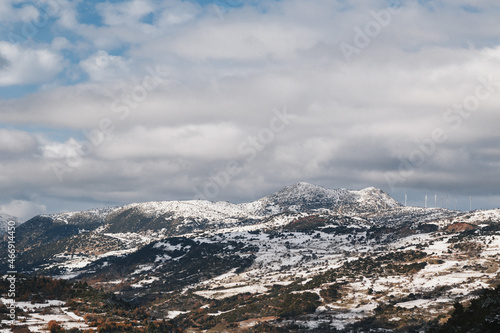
[355,186,401,210]
[261,182,401,213]
[15,183,402,238]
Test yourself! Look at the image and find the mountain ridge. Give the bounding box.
[10,183,400,246]
[3,183,500,332]
[37,182,402,225]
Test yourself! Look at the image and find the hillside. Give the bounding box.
[1,183,500,332]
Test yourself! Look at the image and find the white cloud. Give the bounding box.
[97,0,154,26]
[149,17,319,61]
[95,123,245,160]
[80,50,132,82]
[0,129,36,155]
[17,4,39,22]
[0,1,12,18]
[56,0,78,29]
[0,42,64,86]
[41,137,83,160]
[51,37,71,50]
[0,200,46,221]
[156,1,200,27]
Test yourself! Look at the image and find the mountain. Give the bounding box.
[2,183,500,332]
[0,212,21,236]
[16,182,399,238]
[44,206,117,225]
[8,183,404,274]
[260,182,401,213]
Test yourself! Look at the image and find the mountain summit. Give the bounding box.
[261,182,401,213]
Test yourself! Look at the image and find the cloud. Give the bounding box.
[16,4,40,22]
[95,124,245,160]
[96,0,154,26]
[0,200,47,221]
[156,1,200,27]
[80,50,132,82]
[0,129,37,155]
[161,20,320,61]
[1,0,500,213]
[0,1,35,24]
[51,37,71,51]
[0,54,9,70]
[0,42,64,86]
[41,137,83,160]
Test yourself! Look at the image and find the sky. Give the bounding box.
[1,0,500,220]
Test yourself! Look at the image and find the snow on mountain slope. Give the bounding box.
[5,183,408,279]
[260,182,401,214]
[90,183,402,232]
[121,199,266,222]
[355,186,401,210]
[29,183,401,233]
[43,206,118,225]
[452,208,500,225]
[84,220,500,331]
[262,182,352,211]
[406,208,500,229]
[118,182,366,222]
[0,212,21,235]
[0,212,20,224]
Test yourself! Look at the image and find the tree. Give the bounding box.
[47,320,64,333]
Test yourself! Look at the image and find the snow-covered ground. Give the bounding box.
[0,299,91,332]
[172,221,500,330]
